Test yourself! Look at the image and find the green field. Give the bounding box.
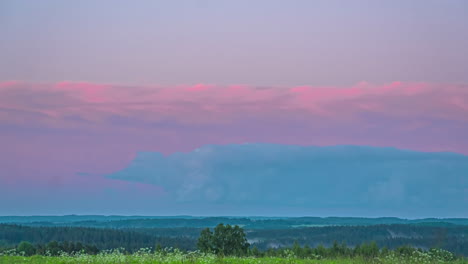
[1,250,466,264]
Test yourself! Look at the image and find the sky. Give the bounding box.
[0,0,467,216]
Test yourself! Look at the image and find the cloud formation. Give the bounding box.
[1,81,467,215]
[107,144,468,217]
[1,81,468,154]
[1,81,468,128]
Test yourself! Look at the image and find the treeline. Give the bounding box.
[1,223,467,256]
[0,224,196,251]
[0,223,462,262]
[249,224,468,256]
[2,216,467,229]
[130,224,468,256]
[1,240,458,262]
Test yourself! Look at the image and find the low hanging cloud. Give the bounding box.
[106,144,468,217]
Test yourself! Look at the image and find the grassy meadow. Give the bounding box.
[1,249,466,264]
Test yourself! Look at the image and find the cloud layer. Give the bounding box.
[2,81,468,155]
[0,81,467,215]
[2,81,468,126]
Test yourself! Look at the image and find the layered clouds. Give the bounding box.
[0,81,467,215]
[2,81,468,143]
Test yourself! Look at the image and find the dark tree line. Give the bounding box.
[3,216,467,229]
[0,224,196,252]
[15,241,99,256]
[1,223,467,256]
[0,224,462,261]
[248,224,468,256]
[193,225,457,260]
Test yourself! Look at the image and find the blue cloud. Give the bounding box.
[106,144,468,217]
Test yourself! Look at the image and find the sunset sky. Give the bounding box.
[1,0,467,216]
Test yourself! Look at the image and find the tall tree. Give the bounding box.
[17,241,35,256]
[197,228,214,253]
[197,224,249,256]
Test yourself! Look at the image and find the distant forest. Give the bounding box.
[1,215,467,228]
[1,218,467,256]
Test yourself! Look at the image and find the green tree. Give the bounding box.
[46,241,60,256]
[314,244,327,258]
[292,241,302,257]
[250,245,261,257]
[357,241,379,258]
[17,241,35,256]
[197,223,249,256]
[197,228,214,253]
[303,245,313,258]
[155,243,163,252]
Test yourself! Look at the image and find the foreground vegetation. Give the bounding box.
[1,248,467,264]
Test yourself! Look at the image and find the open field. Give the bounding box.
[1,256,466,264]
[1,250,466,264]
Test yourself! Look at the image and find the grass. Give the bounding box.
[1,255,467,264]
[0,249,467,264]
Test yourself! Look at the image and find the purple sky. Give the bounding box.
[1,0,468,85]
[0,0,467,216]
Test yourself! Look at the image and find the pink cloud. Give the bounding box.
[1,80,467,197]
[55,81,110,103]
[1,81,467,126]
